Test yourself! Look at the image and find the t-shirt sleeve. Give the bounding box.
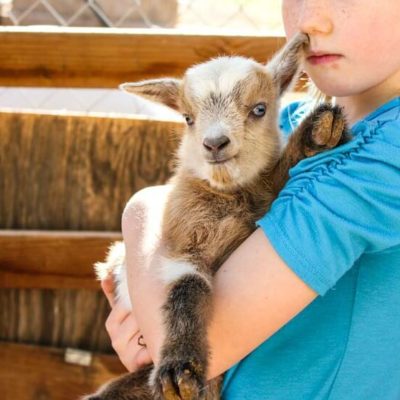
[257,120,400,296]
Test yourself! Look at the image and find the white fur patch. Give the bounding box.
[159,257,211,286]
[186,56,258,100]
[94,241,133,310]
[113,259,133,311]
[114,263,133,310]
[204,120,230,140]
[159,257,197,284]
[178,135,209,181]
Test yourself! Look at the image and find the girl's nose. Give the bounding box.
[297,0,333,36]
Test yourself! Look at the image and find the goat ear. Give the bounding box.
[266,32,309,96]
[119,78,182,111]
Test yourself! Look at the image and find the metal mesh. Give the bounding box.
[0,0,283,32]
[0,0,178,27]
[178,0,282,33]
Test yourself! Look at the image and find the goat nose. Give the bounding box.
[203,136,230,152]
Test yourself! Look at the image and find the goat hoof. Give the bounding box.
[304,104,350,157]
[153,359,205,400]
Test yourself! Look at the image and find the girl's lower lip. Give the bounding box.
[307,54,342,65]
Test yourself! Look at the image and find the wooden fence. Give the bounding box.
[0,108,181,399]
[0,26,297,399]
[0,27,287,87]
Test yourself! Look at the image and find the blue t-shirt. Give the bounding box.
[222,97,400,399]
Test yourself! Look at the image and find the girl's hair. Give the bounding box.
[306,78,332,106]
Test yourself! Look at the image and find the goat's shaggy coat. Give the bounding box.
[85,33,350,400]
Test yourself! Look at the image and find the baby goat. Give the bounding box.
[86,32,349,400]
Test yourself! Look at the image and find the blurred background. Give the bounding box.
[0,0,284,117]
[0,2,302,399]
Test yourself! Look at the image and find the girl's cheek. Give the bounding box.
[282,0,300,39]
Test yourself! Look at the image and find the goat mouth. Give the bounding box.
[207,157,233,165]
[207,156,234,165]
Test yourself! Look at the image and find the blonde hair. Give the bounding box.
[306,77,332,106]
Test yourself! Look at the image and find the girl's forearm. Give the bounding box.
[205,229,317,378]
[124,218,317,379]
[128,258,167,366]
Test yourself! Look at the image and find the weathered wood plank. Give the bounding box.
[0,342,126,400]
[0,110,175,351]
[0,230,121,289]
[0,110,182,230]
[0,27,287,87]
[0,288,113,351]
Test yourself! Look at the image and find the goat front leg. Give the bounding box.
[271,103,351,195]
[151,258,213,400]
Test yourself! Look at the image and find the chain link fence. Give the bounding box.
[0,0,285,116]
[0,0,283,31]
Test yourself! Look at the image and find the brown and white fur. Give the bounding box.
[85,32,350,400]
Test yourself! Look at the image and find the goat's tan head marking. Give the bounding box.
[121,33,308,192]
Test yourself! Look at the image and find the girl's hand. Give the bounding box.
[101,276,153,372]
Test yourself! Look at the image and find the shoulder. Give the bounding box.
[354,96,400,141]
[281,97,400,184]
[339,98,400,177]
[259,98,400,294]
[365,113,400,151]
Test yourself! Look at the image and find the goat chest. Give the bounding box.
[161,176,273,275]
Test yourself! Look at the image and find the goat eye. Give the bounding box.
[183,114,194,126]
[250,103,267,118]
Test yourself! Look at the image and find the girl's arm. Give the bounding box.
[101,277,152,372]
[123,185,317,380]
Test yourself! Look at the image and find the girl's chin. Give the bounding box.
[308,77,356,98]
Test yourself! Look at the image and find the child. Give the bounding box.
[103,1,400,398]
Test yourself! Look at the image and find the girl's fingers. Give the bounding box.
[106,311,153,373]
[101,276,115,307]
[100,277,153,372]
[134,347,153,368]
[105,303,131,338]
[121,332,152,372]
[111,313,140,351]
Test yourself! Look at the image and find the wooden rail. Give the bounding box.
[0,27,287,88]
[0,29,308,385]
[0,109,180,352]
[0,342,126,400]
[0,110,182,230]
[0,230,122,289]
